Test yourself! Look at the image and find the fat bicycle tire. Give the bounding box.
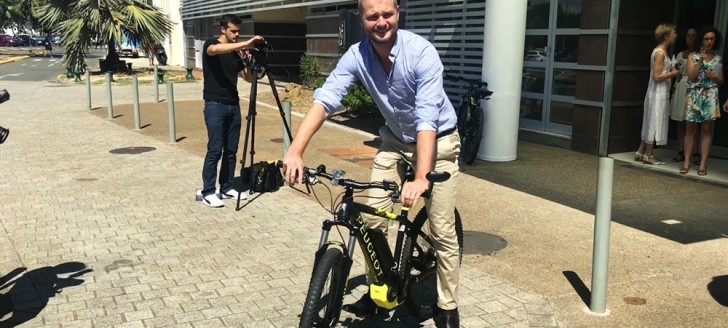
[459,103,483,165]
[299,248,345,328]
[402,208,464,319]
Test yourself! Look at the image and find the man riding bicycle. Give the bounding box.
[283,0,461,326]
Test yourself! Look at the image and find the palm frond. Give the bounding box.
[33,0,173,70]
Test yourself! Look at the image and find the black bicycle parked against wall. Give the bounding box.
[444,72,493,165]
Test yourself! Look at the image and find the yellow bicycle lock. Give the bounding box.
[370,283,399,309]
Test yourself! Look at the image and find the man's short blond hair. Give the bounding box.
[655,23,676,43]
[358,0,399,13]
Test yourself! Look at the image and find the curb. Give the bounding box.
[0,55,29,65]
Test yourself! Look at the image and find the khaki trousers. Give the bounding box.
[362,126,461,310]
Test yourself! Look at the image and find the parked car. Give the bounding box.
[0,35,15,47]
[33,36,46,46]
[51,35,63,45]
[525,50,547,62]
[117,37,139,58]
[12,34,36,47]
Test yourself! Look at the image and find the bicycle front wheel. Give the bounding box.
[299,248,345,328]
[459,103,483,165]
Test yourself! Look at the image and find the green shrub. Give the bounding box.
[311,77,326,90]
[342,83,378,116]
[299,54,321,88]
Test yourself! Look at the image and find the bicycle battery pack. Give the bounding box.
[370,282,399,309]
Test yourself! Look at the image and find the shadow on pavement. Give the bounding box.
[0,262,91,327]
[462,142,728,244]
[707,275,728,307]
[340,305,428,327]
[562,270,591,308]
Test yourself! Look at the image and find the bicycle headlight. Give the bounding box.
[331,169,345,186]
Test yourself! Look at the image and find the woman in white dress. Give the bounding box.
[669,28,697,162]
[635,23,680,165]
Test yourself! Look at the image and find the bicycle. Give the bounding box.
[444,72,493,165]
[0,89,10,144]
[298,160,464,327]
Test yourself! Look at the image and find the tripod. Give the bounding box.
[235,58,294,210]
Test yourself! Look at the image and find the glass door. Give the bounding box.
[521,0,580,136]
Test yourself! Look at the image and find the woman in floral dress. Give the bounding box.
[681,26,724,176]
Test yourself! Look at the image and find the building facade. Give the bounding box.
[178,0,728,157]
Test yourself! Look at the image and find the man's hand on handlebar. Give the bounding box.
[400,178,428,207]
[283,153,304,185]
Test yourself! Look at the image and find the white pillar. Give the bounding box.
[479,0,527,162]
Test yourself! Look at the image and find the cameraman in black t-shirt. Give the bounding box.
[201,13,265,208]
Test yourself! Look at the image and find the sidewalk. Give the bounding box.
[0,73,726,328]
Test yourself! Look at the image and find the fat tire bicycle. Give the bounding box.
[444,73,493,165]
[298,161,464,327]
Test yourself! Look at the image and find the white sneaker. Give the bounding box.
[202,194,224,208]
[221,189,246,200]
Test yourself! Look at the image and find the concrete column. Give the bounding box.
[480,0,527,162]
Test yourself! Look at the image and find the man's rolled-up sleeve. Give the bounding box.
[313,48,359,116]
[413,46,444,133]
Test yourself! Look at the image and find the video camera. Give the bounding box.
[248,40,272,68]
[0,89,9,144]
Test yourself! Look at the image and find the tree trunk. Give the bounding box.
[106,39,119,62]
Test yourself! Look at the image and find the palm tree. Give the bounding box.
[0,0,26,32]
[34,0,173,72]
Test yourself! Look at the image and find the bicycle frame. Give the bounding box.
[310,178,429,310]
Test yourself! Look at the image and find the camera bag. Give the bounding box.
[248,160,284,193]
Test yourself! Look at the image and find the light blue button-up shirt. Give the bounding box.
[313,30,457,144]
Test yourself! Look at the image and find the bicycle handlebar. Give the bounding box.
[303,164,451,201]
[443,72,486,87]
[443,72,493,99]
[304,165,401,194]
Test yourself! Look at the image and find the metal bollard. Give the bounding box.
[106,72,113,119]
[167,83,176,144]
[154,65,159,103]
[282,100,292,157]
[132,76,141,130]
[85,70,91,112]
[590,157,614,314]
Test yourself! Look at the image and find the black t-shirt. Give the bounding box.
[203,39,245,105]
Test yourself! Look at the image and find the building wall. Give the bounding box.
[305,4,357,74]
[153,0,185,67]
[404,0,486,104]
[570,0,613,154]
[179,0,352,20]
[180,8,306,78]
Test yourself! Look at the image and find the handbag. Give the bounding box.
[248,160,284,193]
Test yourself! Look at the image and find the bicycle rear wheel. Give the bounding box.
[459,103,483,165]
[402,208,464,319]
[299,248,345,328]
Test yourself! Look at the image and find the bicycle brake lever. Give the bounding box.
[304,169,319,185]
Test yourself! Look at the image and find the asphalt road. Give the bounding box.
[0,46,108,82]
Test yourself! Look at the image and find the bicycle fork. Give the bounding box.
[310,220,355,323]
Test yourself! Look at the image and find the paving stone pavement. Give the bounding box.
[0,80,559,327]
